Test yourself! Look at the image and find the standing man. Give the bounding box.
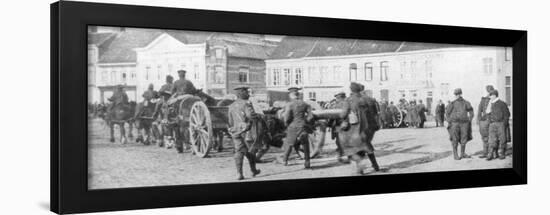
[435,100,445,127]
[171,70,197,98]
[485,90,511,160]
[445,88,475,160]
[416,99,428,128]
[477,85,495,158]
[277,87,314,169]
[330,92,347,162]
[159,75,174,94]
[228,87,261,180]
[339,82,380,175]
[389,101,399,127]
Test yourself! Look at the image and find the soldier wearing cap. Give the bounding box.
[338,82,380,175]
[171,70,197,96]
[485,90,511,160]
[134,83,158,119]
[331,92,347,162]
[445,88,474,160]
[477,85,495,158]
[159,75,174,93]
[277,87,314,168]
[228,87,261,180]
[108,84,129,112]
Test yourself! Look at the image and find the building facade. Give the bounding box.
[266,37,513,116]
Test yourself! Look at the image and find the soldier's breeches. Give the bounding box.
[232,136,249,153]
[450,122,469,145]
[488,122,507,149]
[479,120,490,146]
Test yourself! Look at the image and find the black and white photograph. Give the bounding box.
[87,26,513,189]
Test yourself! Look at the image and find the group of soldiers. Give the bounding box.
[445,85,511,160]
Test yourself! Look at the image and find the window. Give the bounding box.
[410,61,417,79]
[398,90,406,98]
[505,76,512,105]
[349,63,357,81]
[365,62,373,81]
[332,66,342,83]
[409,90,418,98]
[294,68,303,85]
[122,73,127,82]
[267,69,272,86]
[110,70,116,84]
[440,83,450,96]
[194,64,199,80]
[215,49,223,59]
[238,67,249,83]
[505,48,512,61]
[145,66,151,80]
[425,60,433,79]
[380,61,389,81]
[400,61,407,79]
[101,70,108,82]
[157,65,162,80]
[483,58,493,75]
[214,66,224,84]
[308,67,320,84]
[273,69,281,86]
[308,92,316,101]
[283,68,291,85]
[320,66,329,84]
[130,69,136,80]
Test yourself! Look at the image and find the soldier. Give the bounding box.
[445,88,474,160]
[159,75,174,93]
[135,84,158,118]
[388,101,399,127]
[485,90,511,160]
[228,87,261,180]
[477,85,495,158]
[331,92,347,162]
[339,82,380,175]
[108,84,129,112]
[435,100,445,127]
[277,87,314,169]
[416,99,427,128]
[171,70,197,97]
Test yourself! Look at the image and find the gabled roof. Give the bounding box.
[269,36,470,60]
[209,39,271,60]
[98,29,163,63]
[88,32,116,46]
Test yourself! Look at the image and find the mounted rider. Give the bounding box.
[108,84,129,112]
[169,70,197,103]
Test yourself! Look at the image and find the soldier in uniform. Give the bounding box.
[171,70,197,97]
[416,99,427,128]
[108,84,129,112]
[228,87,261,180]
[159,75,174,93]
[277,87,314,169]
[435,100,445,127]
[445,88,474,160]
[485,90,511,160]
[330,92,347,162]
[477,85,495,158]
[134,83,158,118]
[339,82,380,175]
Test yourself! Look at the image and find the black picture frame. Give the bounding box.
[51,1,527,214]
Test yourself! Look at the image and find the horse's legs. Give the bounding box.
[128,121,134,139]
[120,123,127,144]
[109,122,115,143]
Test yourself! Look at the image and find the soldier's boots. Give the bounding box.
[479,145,489,158]
[460,144,471,159]
[235,153,245,180]
[367,154,380,172]
[452,144,460,160]
[245,152,261,177]
[349,154,364,175]
[486,147,496,161]
[499,145,506,160]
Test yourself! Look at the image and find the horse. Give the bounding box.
[134,99,162,145]
[105,102,136,144]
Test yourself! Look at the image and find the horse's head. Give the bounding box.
[194,89,217,106]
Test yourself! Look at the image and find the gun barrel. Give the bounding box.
[312,109,345,120]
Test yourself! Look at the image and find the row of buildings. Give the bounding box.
[88,26,512,115]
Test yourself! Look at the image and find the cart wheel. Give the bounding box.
[393,110,404,128]
[188,101,213,158]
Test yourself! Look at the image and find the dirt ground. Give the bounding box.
[88,118,512,189]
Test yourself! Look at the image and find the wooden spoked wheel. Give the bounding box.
[392,109,404,128]
[188,101,213,158]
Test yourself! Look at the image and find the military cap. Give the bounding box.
[177,69,187,74]
[489,89,499,97]
[288,87,302,92]
[486,85,495,92]
[453,88,463,95]
[334,92,346,98]
[234,86,250,92]
[350,82,362,92]
[166,75,174,81]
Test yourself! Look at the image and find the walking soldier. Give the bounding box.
[228,87,261,180]
[485,90,511,160]
[445,88,475,160]
[277,87,314,168]
[477,85,495,158]
[339,82,380,175]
